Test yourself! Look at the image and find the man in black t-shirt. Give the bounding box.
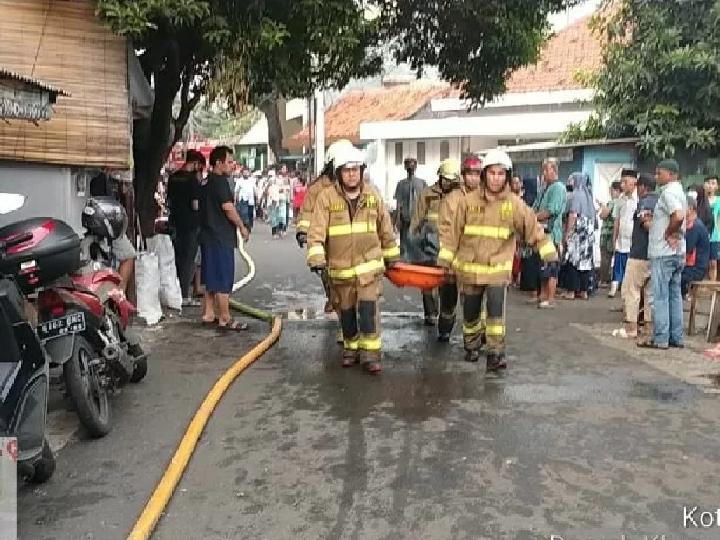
[168,150,205,304]
[618,173,659,340]
[199,146,250,331]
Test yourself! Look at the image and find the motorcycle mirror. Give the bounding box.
[0,193,26,215]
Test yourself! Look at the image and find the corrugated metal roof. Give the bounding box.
[0,68,70,96]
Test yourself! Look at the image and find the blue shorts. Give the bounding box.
[540,260,560,279]
[200,243,235,294]
[711,241,720,261]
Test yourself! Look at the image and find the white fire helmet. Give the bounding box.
[325,139,355,165]
[334,146,366,171]
[482,149,513,172]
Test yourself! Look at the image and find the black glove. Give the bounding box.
[295,231,307,248]
[310,265,326,275]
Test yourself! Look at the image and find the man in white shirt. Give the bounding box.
[639,159,687,350]
[609,169,638,297]
[234,166,256,232]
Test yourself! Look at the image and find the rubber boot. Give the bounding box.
[341,349,358,368]
[359,351,382,374]
[486,352,507,372]
[438,314,455,343]
[464,350,481,363]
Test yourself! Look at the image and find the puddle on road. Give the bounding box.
[502,377,698,405]
[280,308,426,321]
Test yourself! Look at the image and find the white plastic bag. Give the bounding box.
[135,251,162,325]
[146,234,183,311]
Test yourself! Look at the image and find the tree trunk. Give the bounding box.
[260,98,284,164]
[133,40,182,238]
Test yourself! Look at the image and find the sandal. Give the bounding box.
[218,318,249,332]
[201,318,218,326]
[611,328,637,339]
[538,301,555,309]
[637,342,668,350]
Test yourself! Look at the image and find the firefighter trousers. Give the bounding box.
[462,285,506,353]
[336,280,382,361]
[438,282,458,335]
[320,269,336,307]
[422,290,438,319]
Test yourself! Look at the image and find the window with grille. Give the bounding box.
[417,142,426,164]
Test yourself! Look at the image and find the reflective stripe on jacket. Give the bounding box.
[307,182,400,284]
[296,175,334,233]
[438,185,557,285]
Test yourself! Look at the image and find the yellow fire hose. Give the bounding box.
[128,237,282,540]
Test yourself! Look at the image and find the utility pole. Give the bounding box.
[314,88,325,177]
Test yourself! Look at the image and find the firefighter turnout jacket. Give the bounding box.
[296,175,335,234]
[409,182,449,234]
[438,185,557,285]
[307,183,400,283]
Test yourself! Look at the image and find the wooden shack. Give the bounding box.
[0,0,130,231]
[0,0,130,167]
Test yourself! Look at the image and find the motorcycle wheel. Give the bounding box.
[64,336,112,438]
[27,438,56,484]
[129,357,147,383]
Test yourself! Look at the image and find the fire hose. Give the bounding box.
[128,236,282,540]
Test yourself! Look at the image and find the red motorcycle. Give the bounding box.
[1,198,147,437]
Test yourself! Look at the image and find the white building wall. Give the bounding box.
[374,136,510,201]
[0,162,88,233]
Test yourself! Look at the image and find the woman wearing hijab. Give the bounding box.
[562,172,596,300]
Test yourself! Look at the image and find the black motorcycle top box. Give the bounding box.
[0,218,81,292]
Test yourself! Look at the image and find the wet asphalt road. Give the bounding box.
[17,225,720,540]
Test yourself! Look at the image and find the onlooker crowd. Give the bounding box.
[160,144,718,352]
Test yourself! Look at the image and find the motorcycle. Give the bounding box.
[35,197,148,438]
[0,193,55,483]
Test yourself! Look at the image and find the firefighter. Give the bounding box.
[296,139,354,316]
[307,146,400,374]
[437,149,558,372]
[409,158,462,338]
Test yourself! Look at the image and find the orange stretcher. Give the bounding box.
[384,263,447,291]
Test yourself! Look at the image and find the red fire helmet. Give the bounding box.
[462,155,483,172]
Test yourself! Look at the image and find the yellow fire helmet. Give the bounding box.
[438,158,461,181]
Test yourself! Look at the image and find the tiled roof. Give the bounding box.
[0,68,70,96]
[285,17,601,148]
[447,16,601,97]
[505,17,601,93]
[285,82,448,149]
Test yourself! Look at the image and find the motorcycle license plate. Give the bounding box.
[38,312,86,339]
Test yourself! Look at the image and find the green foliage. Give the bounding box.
[375,0,580,105]
[558,113,606,143]
[589,0,720,157]
[208,0,382,109]
[183,104,260,141]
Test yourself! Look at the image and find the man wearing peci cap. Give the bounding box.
[639,159,687,350]
[609,169,639,298]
